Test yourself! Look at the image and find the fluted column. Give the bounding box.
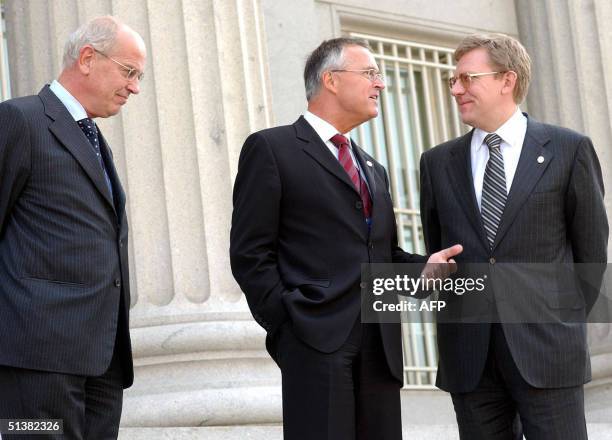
[515,0,612,390]
[515,0,612,202]
[5,0,280,429]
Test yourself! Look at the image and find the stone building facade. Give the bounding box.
[2,0,611,438]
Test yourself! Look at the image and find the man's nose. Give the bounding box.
[127,79,141,95]
[451,80,465,96]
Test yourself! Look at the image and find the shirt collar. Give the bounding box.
[473,107,526,151]
[49,80,89,121]
[303,110,351,145]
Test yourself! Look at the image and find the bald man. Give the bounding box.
[0,16,146,439]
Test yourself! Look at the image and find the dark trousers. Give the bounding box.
[274,319,402,440]
[0,348,124,440]
[451,324,587,440]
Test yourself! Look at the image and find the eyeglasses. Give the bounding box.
[448,71,505,89]
[330,68,385,83]
[94,48,145,82]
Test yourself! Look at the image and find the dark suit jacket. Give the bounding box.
[230,116,425,382]
[420,115,608,392]
[0,85,133,388]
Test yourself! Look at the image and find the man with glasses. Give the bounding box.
[0,16,145,439]
[230,37,462,440]
[420,33,608,439]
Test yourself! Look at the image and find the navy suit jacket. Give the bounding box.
[420,115,608,392]
[0,85,133,387]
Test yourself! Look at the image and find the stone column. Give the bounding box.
[516,0,612,403]
[5,0,281,432]
[515,0,612,205]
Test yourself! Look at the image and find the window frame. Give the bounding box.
[350,32,470,388]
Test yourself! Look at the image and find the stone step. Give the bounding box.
[118,387,612,439]
[119,424,612,439]
[401,386,612,425]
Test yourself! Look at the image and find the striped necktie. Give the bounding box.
[77,118,114,201]
[481,133,506,248]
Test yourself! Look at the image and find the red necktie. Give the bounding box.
[330,134,372,218]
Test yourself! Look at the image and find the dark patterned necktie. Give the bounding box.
[330,134,372,218]
[481,133,506,248]
[77,118,114,200]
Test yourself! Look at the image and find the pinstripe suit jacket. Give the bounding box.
[0,85,133,387]
[420,115,608,392]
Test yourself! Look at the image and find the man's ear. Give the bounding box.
[321,71,338,94]
[78,45,96,75]
[501,71,517,98]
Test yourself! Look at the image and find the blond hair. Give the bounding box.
[455,33,531,103]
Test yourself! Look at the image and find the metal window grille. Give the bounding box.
[350,32,469,388]
[1,1,10,102]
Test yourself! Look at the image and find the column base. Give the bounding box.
[123,319,281,427]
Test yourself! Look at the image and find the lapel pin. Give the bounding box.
[366,160,373,167]
[537,156,545,164]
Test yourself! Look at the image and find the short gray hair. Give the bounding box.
[303,37,370,101]
[62,16,122,69]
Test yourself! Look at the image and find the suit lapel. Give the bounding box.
[40,86,117,213]
[295,116,360,196]
[98,129,126,219]
[351,141,377,197]
[352,141,384,225]
[492,117,552,249]
[446,131,490,251]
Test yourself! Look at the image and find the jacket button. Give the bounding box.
[119,239,124,247]
[360,282,366,288]
[114,279,121,287]
[355,201,363,210]
[489,257,496,265]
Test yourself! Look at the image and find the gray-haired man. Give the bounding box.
[0,16,145,438]
[230,37,461,439]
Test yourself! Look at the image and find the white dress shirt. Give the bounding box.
[471,107,527,210]
[49,80,88,121]
[303,111,365,176]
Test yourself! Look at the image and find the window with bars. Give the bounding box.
[350,32,469,388]
[1,0,11,101]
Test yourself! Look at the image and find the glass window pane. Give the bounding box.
[350,33,470,387]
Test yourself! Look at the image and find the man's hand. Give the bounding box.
[421,244,463,280]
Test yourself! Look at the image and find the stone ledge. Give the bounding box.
[119,424,612,439]
[122,386,281,427]
[118,426,282,440]
[121,386,611,428]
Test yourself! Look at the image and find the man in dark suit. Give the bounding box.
[420,33,608,439]
[0,16,145,439]
[230,37,462,440]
